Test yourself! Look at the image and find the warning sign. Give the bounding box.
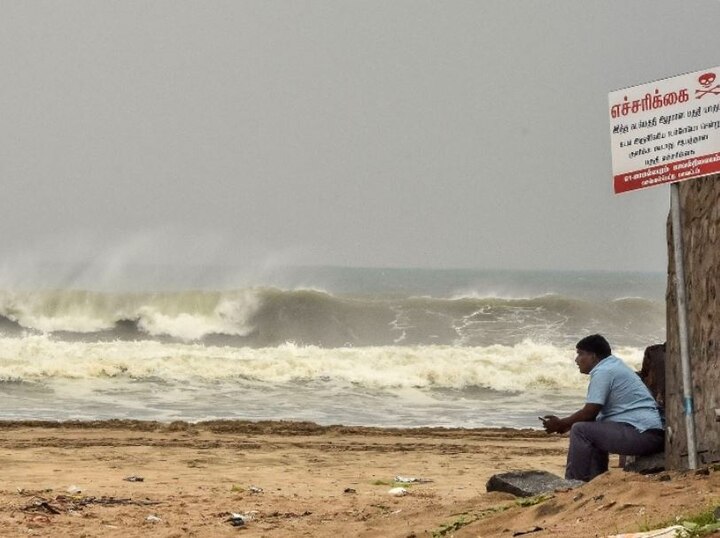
[609,66,720,193]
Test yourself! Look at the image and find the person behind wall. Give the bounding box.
[541,334,664,482]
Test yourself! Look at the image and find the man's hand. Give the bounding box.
[541,415,569,434]
[540,404,602,435]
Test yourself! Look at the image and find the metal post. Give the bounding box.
[670,182,698,470]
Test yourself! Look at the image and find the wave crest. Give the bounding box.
[0,287,665,348]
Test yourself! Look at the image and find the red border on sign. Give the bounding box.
[614,151,720,194]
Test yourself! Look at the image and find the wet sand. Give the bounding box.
[0,420,717,537]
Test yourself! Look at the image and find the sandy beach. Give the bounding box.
[0,421,717,537]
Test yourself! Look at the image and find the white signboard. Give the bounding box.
[609,65,720,194]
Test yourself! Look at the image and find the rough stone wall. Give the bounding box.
[665,174,720,469]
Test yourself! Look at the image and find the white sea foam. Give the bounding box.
[0,336,645,392]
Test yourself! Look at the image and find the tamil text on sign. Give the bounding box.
[609,65,720,194]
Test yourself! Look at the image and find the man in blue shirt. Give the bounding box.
[542,334,664,482]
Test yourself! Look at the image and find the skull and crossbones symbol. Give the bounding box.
[695,72,720,99]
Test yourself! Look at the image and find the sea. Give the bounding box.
[0,266,667,429]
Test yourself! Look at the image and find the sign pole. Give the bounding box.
[670,182,698,469]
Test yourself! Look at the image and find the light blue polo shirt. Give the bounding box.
[587,355,663,432]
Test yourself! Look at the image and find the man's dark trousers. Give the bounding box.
[565,421,664,482]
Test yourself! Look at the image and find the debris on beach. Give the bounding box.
[388,487,408,496]
[607,525,686,538]
[394,475,433,483]
[57,495,161,508]
[227,514,246,527]
[16,487,53,496]
[124,475,145,482]
[230,484,264,494]
[225,512,254,527]
[20,494,161,517]
[21,499,61,515]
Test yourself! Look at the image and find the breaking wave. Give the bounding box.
[0,287,664,348]
[0,336,646,392]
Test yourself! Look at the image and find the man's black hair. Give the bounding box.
[576,334,612,359]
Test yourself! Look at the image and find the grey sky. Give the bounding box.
[2,0,719,274]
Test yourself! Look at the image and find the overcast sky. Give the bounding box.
[2,0,720,275]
